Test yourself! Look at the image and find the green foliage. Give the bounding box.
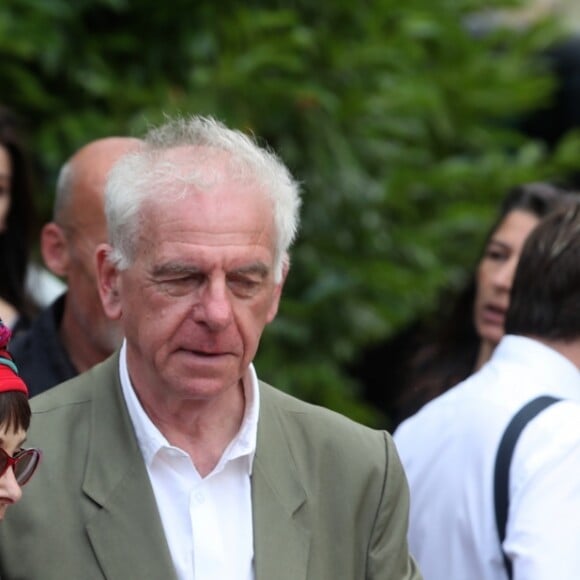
[1,0,579,425]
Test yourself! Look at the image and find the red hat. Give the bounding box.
[0,320,28,396]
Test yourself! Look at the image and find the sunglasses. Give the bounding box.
[0,447,41,486]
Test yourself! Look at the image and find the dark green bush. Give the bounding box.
[2,0,579,425]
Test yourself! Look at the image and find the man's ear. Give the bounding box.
[41,222,70,277]
[96,243,122,320]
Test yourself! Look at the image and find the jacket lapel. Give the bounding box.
[252,384,310,580]
[81,355,176,580]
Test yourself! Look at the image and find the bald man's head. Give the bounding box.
[41,136,142,372]
[54,137,142,224]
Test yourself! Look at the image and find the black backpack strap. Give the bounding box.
[493,395,561,579]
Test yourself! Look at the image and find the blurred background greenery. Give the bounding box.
[2,0,580,427]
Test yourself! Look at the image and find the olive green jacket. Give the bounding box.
[0,352,421,580]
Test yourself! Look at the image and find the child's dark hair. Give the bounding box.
[0,391,31,433]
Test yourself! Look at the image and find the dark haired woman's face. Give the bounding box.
[473,210,539,350]
[0,145,12,233]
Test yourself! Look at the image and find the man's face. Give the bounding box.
[111,161,285,403]
[64,179,123,356]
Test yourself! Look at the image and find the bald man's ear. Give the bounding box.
[96,244,122,320]
[41,222,70,277]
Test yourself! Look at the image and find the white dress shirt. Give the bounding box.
[25,262,66,307]
[394,335,580,580]
[119,341,258,580]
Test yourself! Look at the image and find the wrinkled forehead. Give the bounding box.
[135,173,278,268]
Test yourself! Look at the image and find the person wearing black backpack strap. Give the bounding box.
[394,200,580,579]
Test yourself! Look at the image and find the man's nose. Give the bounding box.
[194,278,233,330]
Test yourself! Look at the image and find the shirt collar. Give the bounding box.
[493,335,580,400]
[119,340,260,474]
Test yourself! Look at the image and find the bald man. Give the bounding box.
[11,137,141,396]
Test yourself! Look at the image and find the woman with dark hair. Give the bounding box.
[0,105,38,332]
[393,182,578,426]
[0,319,40,519]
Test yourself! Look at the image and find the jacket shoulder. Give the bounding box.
[30,353,119,414]
[258,381,389,464]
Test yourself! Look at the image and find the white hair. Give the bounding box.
[105,115,301,281]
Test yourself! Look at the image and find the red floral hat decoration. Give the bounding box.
[0,320,28,395]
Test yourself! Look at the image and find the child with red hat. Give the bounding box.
[0,318,40,520]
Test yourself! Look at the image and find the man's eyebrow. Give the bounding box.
[151,263,202,277]
[151,261,270,278]
[230,263,269,277]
